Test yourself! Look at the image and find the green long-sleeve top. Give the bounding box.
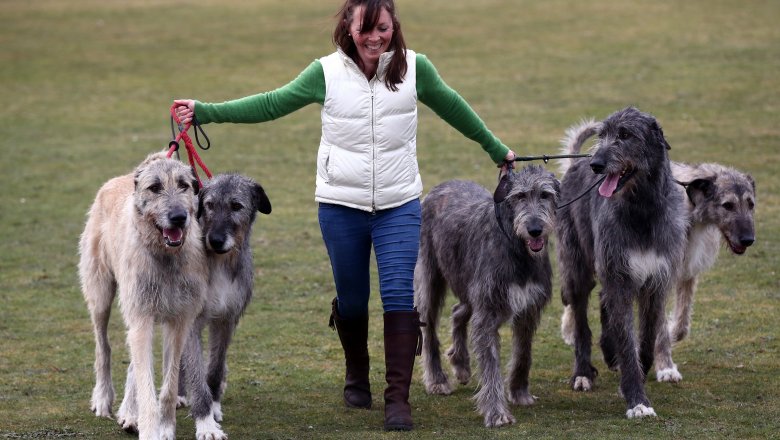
[195,53,510,164]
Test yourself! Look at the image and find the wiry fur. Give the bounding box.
[559,128,757,383]
[555,107,687,418]
[415,165,559,427]
[79,152,207,439]
[180,173,272,440]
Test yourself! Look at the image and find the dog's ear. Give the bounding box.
[653,122,672,151]
[253,182,272,215]
[190,166,200,195]
[747,174,756,193]
[686,177,715,207]
[197,186,206,219]
[494,173,512,203]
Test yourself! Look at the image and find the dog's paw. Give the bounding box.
[572,376,592,392]
[90,398,113,419]
[626,404,657,419]
[656,365,683,383]
[212,401,223,423]
[196,415,227,440]
[483,409,516,428]
[176,395,189,408]
[159,423,175,440]
[425,381,452,395]
[560,306,575,346]
[453,366,472,385]
[509,389,538,406]
[116,410,138,434]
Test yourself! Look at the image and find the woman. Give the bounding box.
[174,0,515,431]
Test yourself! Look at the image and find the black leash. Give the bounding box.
[513,153,591,163]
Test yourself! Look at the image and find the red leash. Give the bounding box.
[167,104,212,187]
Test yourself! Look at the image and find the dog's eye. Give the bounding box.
[540,192,551,200]
[618,128,632,140]
[148,183,162,193]
[204,201,214,211]
[231,202,244,212]
[722,201,735,211]
[178,181,190,191]
[747,199,755,210]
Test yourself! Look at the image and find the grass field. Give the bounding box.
[1,0,778,438]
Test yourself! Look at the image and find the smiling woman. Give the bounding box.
[171,0,516,431]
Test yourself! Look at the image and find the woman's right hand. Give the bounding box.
[173,99,196,125]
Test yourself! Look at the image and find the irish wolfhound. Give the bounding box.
[559,127,757,383]
[79,152,207,439]
[555,107,687,418]
[415,165,559,427]
[179,173,272,440]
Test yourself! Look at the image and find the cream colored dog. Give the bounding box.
[79,152,208,439]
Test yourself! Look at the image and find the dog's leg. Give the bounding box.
[446,302,472,385]
[183,319,227,440]
[603,287,656,418]
[567,280,598,392]
[86,286,116,418]
[507,313,539,407]
[159,319,192,440]
[206,319,236,423]
[669,277,697,343]
[126,318,160,440]
[415,257,452,395]
[646,290,682,383]
[471,313,515,428]
[598,291,619,372]
[117,363,139,433]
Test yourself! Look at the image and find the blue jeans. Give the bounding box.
[318,200,421,319]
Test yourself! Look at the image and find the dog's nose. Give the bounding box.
[590,160,606,174]
[168,209,188,228]
[527,220,543,238]
[208,233,227,251]
[740,236,755,247]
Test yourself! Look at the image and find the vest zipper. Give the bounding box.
[370,78,377,214]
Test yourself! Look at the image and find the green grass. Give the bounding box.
[1,0,779,438]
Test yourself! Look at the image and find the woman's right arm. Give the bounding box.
[174,60,326,125]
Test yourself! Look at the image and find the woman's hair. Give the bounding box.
[333,0,407,91]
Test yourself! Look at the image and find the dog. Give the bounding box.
[415,165,559,427]
[179,173,272,440]
[559,129,757,383]
[79,152,207,439]
[555,107,687,418]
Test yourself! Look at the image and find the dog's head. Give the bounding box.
[681,164,756,254]
[133,152,200,251]
[589,107,671,198]
[494,164,560,254]
[197,173,272,255]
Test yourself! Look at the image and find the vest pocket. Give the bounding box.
[318,144,332,184]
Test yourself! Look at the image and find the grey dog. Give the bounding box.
[415,165,559,427]
[179,173,272,440]
[79,152,207,439]
[555,107,687,418]
[559,129,757,383]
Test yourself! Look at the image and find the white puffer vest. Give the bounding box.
[315,48,421,212]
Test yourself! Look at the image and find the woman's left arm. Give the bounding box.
[416,53,513,164]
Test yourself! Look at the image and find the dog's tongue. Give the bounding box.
[599,173,620,198]
[163,227,183,243]
[528,237,545,252]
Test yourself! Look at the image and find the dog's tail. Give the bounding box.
[557,118,601,176]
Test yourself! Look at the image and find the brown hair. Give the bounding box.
[333,0,407,91]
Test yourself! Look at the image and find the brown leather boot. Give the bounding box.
[329,298,372,409]
[383,310,424,431]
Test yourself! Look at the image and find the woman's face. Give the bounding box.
[349,5,394,67]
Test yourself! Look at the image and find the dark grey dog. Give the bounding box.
[556,107,687,418]
[559,130,757,384]
[415,165,559,427]
[180,173,272,440]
